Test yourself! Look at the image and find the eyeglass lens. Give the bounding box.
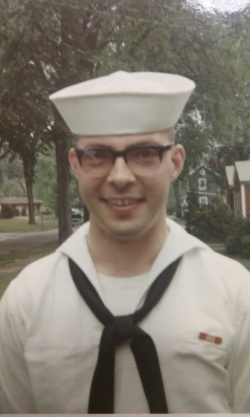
[75,144,173,176]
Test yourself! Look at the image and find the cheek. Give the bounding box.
[143,166,172,190]
[76,179,95,209]
[77,176,103,199]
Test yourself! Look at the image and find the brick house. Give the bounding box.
[225,160,250,219]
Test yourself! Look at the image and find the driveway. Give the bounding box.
[0,229,58,246]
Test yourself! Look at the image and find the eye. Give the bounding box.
[131,147,157,159]
[85,148,110,160]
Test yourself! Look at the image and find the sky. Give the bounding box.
[188,0,250,12]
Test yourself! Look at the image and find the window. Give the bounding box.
[200,169,205,176]
[199,178,207,190]
[199,196,208,205]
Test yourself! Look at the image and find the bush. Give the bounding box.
[14,208,20,216]
[241,235,250,257]
[1,204,15,219]
[225,218,250,257]
[186,196,233,243]
[21,207,27,216]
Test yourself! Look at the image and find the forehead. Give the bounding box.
[75,129,173,149]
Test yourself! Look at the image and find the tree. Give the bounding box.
[1,0,250,236]
[0,156,24,197]
[0,108,51,224]
[0,0,54,224]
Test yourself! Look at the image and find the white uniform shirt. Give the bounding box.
[1,219,250,413]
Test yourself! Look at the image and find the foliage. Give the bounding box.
[0,178,23,198]
[186,195,233,242]
[33,147,82,217]
[225,218,250,257]
[0,157,25,197]
[241,236,250,258]
[1,0,250,235]
[33,148,58,216]
[0,0,55,224]
[0,204,15,219]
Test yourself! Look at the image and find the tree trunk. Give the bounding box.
[53,111,72,244]
[26,177,35,224]
[22,158,35,224]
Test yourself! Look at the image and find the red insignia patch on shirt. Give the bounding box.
[199,332,222,345]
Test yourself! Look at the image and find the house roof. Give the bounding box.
[189,163,219,177]
[235,160,250,183]
[225,165,235,187]
[0,197,43,205]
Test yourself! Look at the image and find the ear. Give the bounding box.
[170,144,185,181]
[69,148,80,178]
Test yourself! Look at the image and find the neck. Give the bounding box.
[87,219,168,277]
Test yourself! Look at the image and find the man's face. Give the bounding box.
[69,130,185,241]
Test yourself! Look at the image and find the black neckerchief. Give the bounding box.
[69,256,181,413]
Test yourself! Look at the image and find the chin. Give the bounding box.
[101,222,151,242]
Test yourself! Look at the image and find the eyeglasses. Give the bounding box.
[74,142,175,177]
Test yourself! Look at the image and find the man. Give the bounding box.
[1,71,250,413]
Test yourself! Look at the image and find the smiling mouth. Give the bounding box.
[105,198,143,206]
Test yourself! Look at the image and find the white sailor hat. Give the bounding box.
[49,71,195,136]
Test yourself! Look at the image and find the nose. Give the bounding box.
[106,156,136,188]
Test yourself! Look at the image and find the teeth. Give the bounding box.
[109,199,138,206]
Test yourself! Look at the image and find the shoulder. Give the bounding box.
[0,252,67,319]
[0,223,98,324]
[167,218,250,280]
[181,244,250,315]
[6,251,67,291]
[166,219,250,305]
[186,241,250,281]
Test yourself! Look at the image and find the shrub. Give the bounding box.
[14,208,20,216]
[186,196,233,243]
[1,204,15,219]
[225,218,250,256]
[21,206,27,216]
[241,235,250,257]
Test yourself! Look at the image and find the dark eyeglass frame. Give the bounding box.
[74,141,175,166]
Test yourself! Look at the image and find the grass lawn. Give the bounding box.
[0,270,22,298]
[0,241,59,297]
[0,241,59,269]
[0,216,58,233]
[208,243,250,271]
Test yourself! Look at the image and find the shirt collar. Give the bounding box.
[148,218,207,282]
[57,218,208,294]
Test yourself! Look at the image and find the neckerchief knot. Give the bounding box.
[114,314,134,345]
